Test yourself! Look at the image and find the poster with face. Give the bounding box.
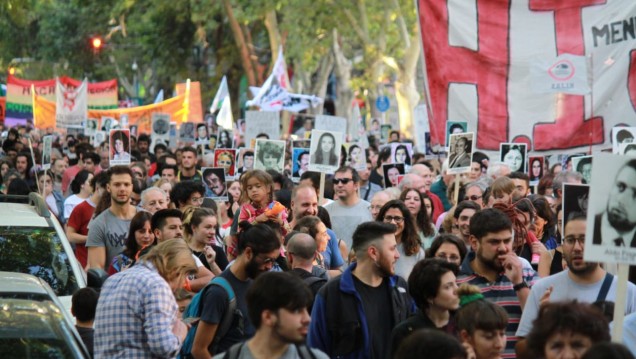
[195,123,209,145]
[383,163,405,188]
[562,184,590,236]
[236,148,255,175]
[109,129,131,166]
[151,113,171,152]
[94,131,106,147]
[42,135,53,170]
[179,122,196,144]
[120,114,129,129]
[214,148,236,179]
[584,153,636,264]
[344,142,367,172]
[380,124,392,143]
[101,117,115,132]
[391,143,413,166]
[245,111,280,145]
[446,121,467,147]
[254,139,286,173]
[612,127,636,154]
[500,143,527,173]
[528,156,544,183]
[620,143,636,156]
[217,128,234,149]
[202,167,228,201]
[308,129,343,174]
[129,125,138,139]
[315,115,347,139]
[572,155,593,184]
[169,122,178,149]
[447,132,474,175]
[85,119,98,136]
[292,148,310,182]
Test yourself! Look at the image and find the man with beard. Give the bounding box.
[290,185,345,277]
[213,272,328,359]
[515,213,636,353]
[87,166,140,270]
[457,208,538,358]
[592,159,636,247]
[191,222,281,358]
[308,221,413,359]
[178,146,203,182]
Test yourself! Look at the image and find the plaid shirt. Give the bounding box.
[94,261,180,358]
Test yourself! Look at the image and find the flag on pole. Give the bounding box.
[55,78,88,128]
[216,94,233,129]
[273,46,291,91]
[154,89,164,104]
[210,76,229,113]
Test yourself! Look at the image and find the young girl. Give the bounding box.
[456,284,508,359]
[228,170,290,258]
[182,207,228,275]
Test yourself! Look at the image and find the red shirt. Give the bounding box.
[427,191,445,223]
[67,199,95,268]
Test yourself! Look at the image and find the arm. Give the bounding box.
[86,216,106,269]
[191,321,218,359]
[66,225,87,244]
[189,265,214,292]
[143,282,182,357]
[537,249,554,278]
[87,247,106,270]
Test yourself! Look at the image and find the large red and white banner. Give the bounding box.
[418,0,636,153]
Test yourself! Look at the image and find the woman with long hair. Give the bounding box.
[312,132,338,166]
[182,206,228,275]
[108,211,154,275]
[394,144,412,165]
[64,170,93,221]
[377,200,425,279]
[400,188,437,248]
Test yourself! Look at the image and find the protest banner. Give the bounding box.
[417,0,636,152]
[244,111,280,145]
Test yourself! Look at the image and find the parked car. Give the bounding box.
[0,298,89,358]
[0,193,86,316]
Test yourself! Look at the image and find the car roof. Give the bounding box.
[0,202,49,227]
[0,298,69,338]
[0,272,51,296]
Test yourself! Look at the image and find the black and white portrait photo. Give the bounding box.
[180,122,196,143]
[446,121,467,147]
[612,126,636,154]
[500,143,527,173]
[308,129,343,174]
[585,153,636,264]
[572,156,593,184]
[85,119,98,136]
[447,132,474,174]
[254,139,286,173]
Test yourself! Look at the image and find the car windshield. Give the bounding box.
[0,227,80,297]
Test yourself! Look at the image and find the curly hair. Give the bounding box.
[408,258,458,311]
[376,200,421,256]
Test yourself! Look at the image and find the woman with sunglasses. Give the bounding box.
[377,200,425,279]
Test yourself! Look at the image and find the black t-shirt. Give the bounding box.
[192,245,230,272]
[200,269,255,354]
[369,170,384,187]
[76,326,94,358]
[353,275,393,359]
[290,268,327,310]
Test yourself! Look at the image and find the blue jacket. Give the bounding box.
[308,262,414,359]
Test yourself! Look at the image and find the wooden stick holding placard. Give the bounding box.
[453,174,461,207]
[612,263,629,342]
[319,172,325,205]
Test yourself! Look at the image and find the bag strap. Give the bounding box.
[211,276,238,352]
[295,343,317,359]
[222,342,244,359]
[596,272,614,302]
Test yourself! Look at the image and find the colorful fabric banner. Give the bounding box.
[6,75,117,125]
[33,92,187,133]
[55,78,88,128]
[417,0,636,153]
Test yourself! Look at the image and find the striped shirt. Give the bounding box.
[457,252,538,359]
[94,262,181,358]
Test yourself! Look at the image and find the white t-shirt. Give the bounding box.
[64,194,86,220]
[325,199,372,249]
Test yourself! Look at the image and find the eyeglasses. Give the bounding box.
[368,205,383,212]
[383,216,404,223]
[332,178,353,185]
[463,195,482,201]
[255,254,278,264]
[436,254,461,262]
[563,236,585,246]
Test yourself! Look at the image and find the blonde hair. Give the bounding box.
[239,170,273,204]
[491,176,516,199]
[182,206,217,244]
[141,239,197,283]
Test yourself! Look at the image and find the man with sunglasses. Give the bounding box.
[515,212,636,356]
[325,166,373,250]
[192,223,281,358]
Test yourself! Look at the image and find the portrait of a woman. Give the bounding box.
[501,143,526,172]
[311,132,338,166]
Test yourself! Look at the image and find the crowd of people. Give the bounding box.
[1,122,636,359]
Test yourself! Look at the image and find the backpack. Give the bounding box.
[179,276,237,358]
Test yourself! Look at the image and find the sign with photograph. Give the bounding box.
[308,130,342,174]
[109,129,131,166]
[245,111,280,145]
[500,143,527,173]
[202,167,228,201]
[253,139,286,174]
[383,163,405,188]
[447,132,474,174]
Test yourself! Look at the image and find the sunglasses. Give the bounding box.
[332,178,353,185]
[463,195,482,201]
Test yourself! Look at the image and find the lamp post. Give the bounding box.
[132,60,139,105]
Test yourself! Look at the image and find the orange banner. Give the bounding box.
[33,93,187,133]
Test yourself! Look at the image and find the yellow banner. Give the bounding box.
[33,93,188,134]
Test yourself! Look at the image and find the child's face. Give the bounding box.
[246,177,270,204]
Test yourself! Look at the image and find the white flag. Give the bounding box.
[210,76,229,113]
[273,46,291,91]
[216,95,233,129]
[55,78,88,128]
[246,74,289,111]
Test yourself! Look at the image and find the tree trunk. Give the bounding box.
[222,0,257,87]
[332,29,353,120]
[394,33,421,139]
[310,53,334,115]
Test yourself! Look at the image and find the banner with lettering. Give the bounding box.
[55,78,88,129]
[5,75,117,125]
[417,0,636,153]
[33,93,187,134]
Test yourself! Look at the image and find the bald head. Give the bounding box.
[370,190,392,219]
[287,233,317,260]
[410,163,434,189]
[399,173,426,193]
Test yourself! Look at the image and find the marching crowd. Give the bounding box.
[1,123,636,359]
